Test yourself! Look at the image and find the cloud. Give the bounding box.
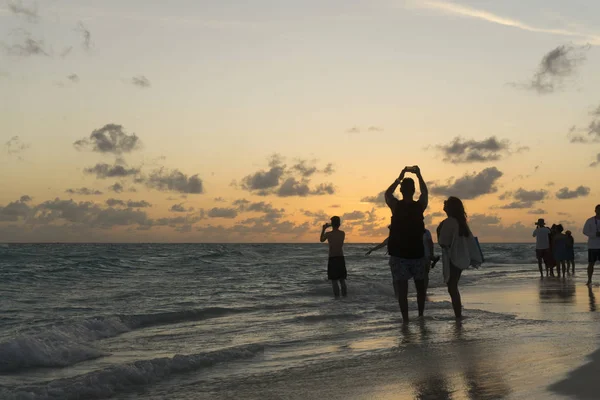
[516,45,590,94]
[547,181,555,187]
[109,183,124,193]
[368,126,384,132]
[74,124,141,155]
[5,136,30,158]
[106,198,125,207]
[76,22,92,50]
[241,155,286,191]
[361,191,386,207]
[346,126,360,134]
[590,153,600,167]
[436,136,515,163]
[207,207,238,219]
[0,197,32,221]
[84,163,141,179]
[239,155,335,197]
[65,188,103,196]
[342,210,366,221]
[214,197,226,202]
[555,186,591,199]
[67,73,79,83]
[498,188,547,209]
[330,204,341,208]
[127,200,151,208]
[527,209,546,215]
[60,46,73,58]
[8,0,39,22]
[146,168,204,194]
[3,36,49,57]
[430,167,503,199]
[170,203,193,213]
[409,0,600,44]
[131,75,151,88]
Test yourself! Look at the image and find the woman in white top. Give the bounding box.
[437,196,473,319]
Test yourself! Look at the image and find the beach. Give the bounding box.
[1,243,599,399]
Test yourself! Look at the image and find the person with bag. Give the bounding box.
[437,196,482,319]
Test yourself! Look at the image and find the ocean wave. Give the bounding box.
[0,307,249,373]
[0,344,263,400]
[291,313,363,323]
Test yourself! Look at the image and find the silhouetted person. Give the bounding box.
[565,230,575,274]
[320,216,347,298]
[583,204,600,286]
[553,224,568,277]
[533,218,551,278]
[438,197,473,319]
[385,166,428,323]
[366,226,439,298]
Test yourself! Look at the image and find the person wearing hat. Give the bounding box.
[533,218,551,278]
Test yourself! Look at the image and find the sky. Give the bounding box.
[1,0,600,243]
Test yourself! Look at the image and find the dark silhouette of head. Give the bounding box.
[566,230,572,236]
[400,178,416,199]
[443,196,470,237]
[556,224,564,233]
[330,216,341,228]
[596,204,600,217]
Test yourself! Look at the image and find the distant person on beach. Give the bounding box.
[385,165,428,322]
[365,226,440,297]
[565,230,575,274]
[533,219,551,278]
[552,224,568,277]
[437,197,473,319]
[320,216,347,298]
[583,204,600,286]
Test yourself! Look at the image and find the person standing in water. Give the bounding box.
[437,197,473,320]
[533,219,551,278]
[365,226,439,298]
[320,216,347,298]
[385,165,428,323]
[565,230,575,274]
[552,224,568,277]
[583,204,600,286]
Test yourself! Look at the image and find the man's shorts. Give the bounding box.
[328,256,347,280]
[589,249,600,264]
[389,256,426,281]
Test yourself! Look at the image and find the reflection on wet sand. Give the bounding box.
[410,322,511,400]
[589,286,596,312]
[538,277,576,303]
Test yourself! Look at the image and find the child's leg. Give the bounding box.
[562,261,566,275]
[339,279,347,297]
[331,280,340,297]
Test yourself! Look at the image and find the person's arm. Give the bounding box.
[583,219,595,238]
[414,166,428,211]
[533,228,538,237]
[385,169,406,210]
[366,237,389,255]
[427,237,434,258]
[320,224,329,243]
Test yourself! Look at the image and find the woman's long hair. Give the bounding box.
[445,196,471,237]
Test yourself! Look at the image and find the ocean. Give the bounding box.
[0,243,595,399]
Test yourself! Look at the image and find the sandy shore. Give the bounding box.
[201,274,600,400]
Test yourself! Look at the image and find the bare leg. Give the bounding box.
[572,260,575,274]
[447,267,462,319]
[537,257,544,277]
[340,279,347,297]
[331,280,340,297]
[392,280,399,299]
[562,261,566,276]
[397,280,409,323]
[588,262,595,286]
[415,279,426,317]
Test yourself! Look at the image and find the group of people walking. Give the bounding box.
[320,166,482,323]
[533,204,600,285]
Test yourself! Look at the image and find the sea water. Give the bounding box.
[0,243,591,399]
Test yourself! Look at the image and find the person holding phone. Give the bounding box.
[533,218,551,278]
[320,216,347,298]
[583,204,600,286]
[385,165,428,323]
